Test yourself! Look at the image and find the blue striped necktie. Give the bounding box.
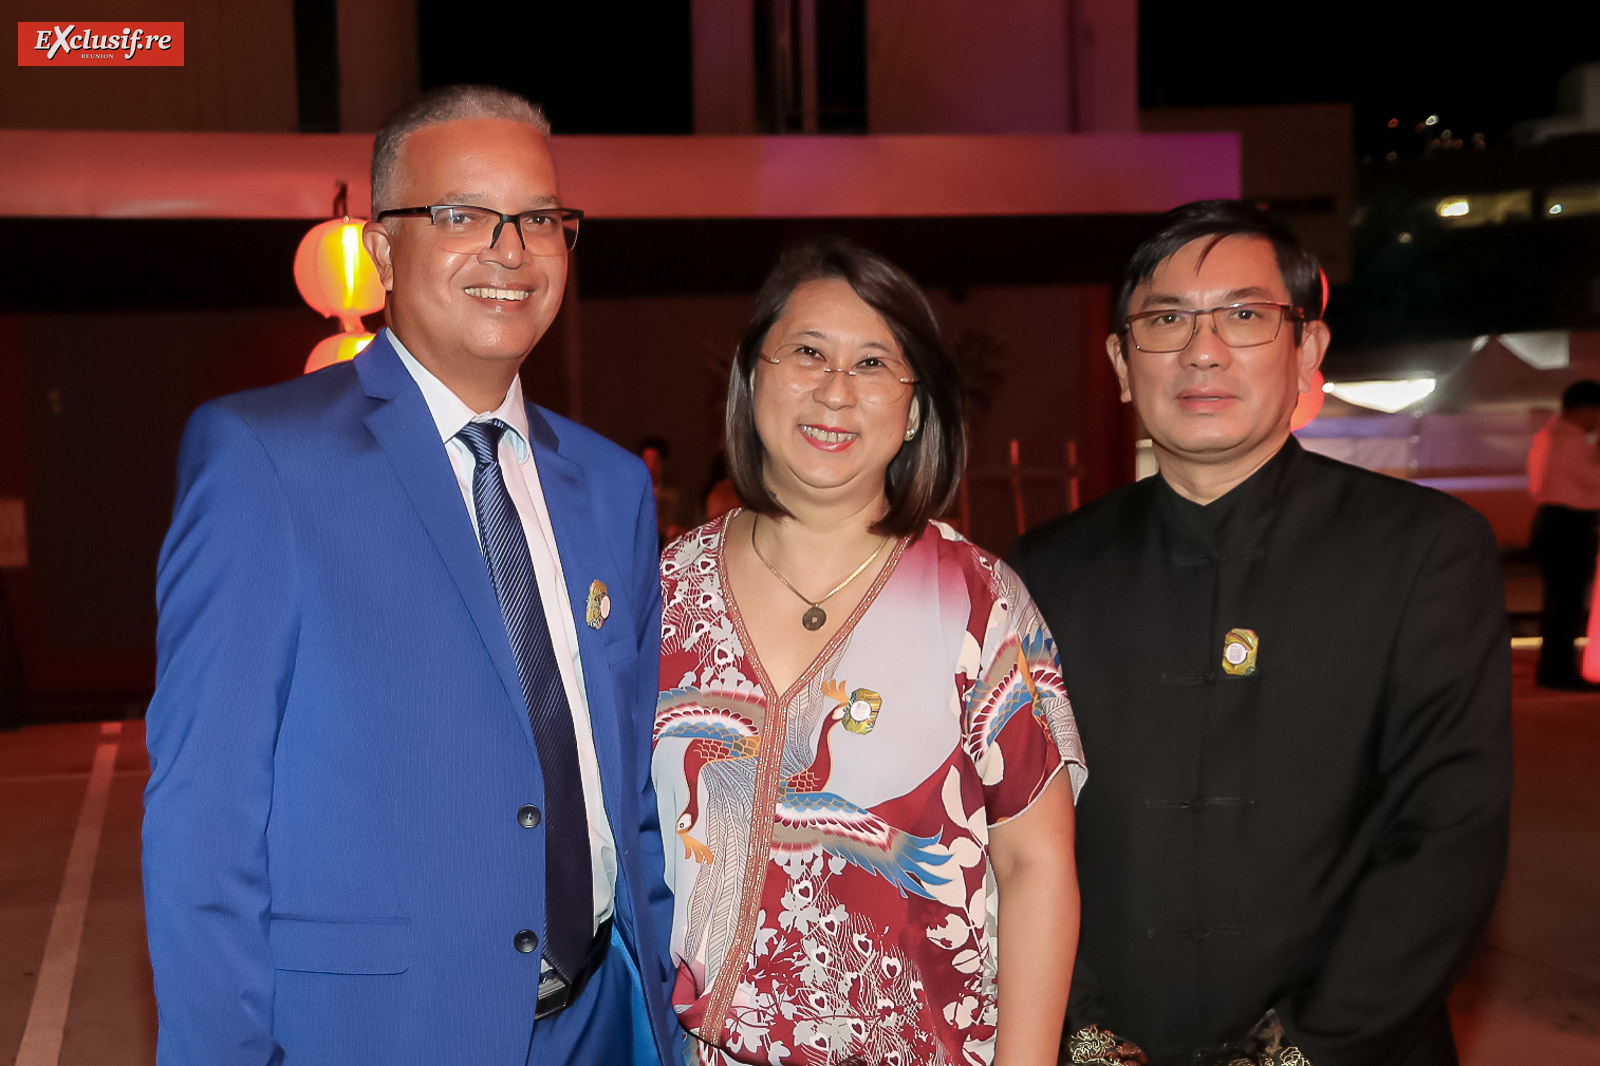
[456,419,593,982]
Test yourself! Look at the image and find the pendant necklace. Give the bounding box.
[750,518,888,631]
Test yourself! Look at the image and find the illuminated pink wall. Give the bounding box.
[867,0,1135,134]
[0,1,1238,708]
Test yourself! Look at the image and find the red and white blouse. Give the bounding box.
[653,514,1087,1066]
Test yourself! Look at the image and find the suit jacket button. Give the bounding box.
[514,929,539,954]
[518,804,542,828]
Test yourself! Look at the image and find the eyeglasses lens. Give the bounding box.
[770,346,913,402]
[1131,305,1287,353]
[426,206,578,255]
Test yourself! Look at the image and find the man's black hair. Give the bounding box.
[1561,379,1600,411]
[1115,200,1324,342]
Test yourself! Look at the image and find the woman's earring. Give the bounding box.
[904,397,921,441]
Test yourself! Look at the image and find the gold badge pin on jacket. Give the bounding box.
[1222,628,1259,676]
[585,580,611,630]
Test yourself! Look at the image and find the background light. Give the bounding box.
[293,218,385,333]
[1322,378,1437,413]
[1291,370,1326,430]
[1437,198,1470,217]
[305,331,375,374]
[1499,331,1570,370]
[295,215,384,375]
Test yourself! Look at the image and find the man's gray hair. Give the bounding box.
[370,85,552,213]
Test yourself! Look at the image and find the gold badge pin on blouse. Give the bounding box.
[823,679,882,734]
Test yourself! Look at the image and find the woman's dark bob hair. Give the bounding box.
[725,237,966,538]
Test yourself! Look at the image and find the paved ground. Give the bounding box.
[1449,654,1600,1062]
[1,651,1597,1064]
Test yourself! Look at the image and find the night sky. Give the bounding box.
[1138,0,1599,158]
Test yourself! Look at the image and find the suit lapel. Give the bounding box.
[355,335,536,755]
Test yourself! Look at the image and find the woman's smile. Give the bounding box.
[798,423,859,450]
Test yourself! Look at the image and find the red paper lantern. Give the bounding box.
[305,331,375,374]
[1291,369,1325,430]
[1289,273,1331,428]
[293,218,385,333]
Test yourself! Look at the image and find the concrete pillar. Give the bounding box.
[1069,0,1137,132]
[868,0,1071,133]
[337,0,419,134]
[691,0,757,133]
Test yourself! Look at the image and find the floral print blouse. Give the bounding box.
[652,514,1087,1066]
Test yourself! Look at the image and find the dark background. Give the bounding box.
[409,0,1597,159]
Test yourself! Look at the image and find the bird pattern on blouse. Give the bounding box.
[653,689,765,864]
[655,678,953,899]
[963,628,1066,767]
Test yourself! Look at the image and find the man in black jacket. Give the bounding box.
[1010,201,1511,1066]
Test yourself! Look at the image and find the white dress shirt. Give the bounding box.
[392,332,615,934]
[1529,415,1600,511]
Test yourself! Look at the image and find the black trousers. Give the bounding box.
[1531,504,1600,684]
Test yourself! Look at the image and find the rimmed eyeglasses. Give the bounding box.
[1124,302,1303,353]
[375,204,583,256]
[759,345,918,403]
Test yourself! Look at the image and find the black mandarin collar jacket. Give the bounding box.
[1010,437,1511,1066]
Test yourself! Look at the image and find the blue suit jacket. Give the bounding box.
[142,333,678,1065]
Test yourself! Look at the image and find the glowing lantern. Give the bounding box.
[294,218,385,332]
[305,331,375,374]
[1289,270,1332,429]
[1583,589,1600,682]
[1291,370,1325,430]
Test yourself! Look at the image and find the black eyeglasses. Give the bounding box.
[375,204,583,255]
[1124,302,1303,353]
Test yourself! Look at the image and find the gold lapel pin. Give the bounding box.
[585,579,611,630]
[1221,627,1259,677]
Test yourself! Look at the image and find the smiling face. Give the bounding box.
[363,117,566,399]
[1110,235,1328,497]
[752,277,916,513]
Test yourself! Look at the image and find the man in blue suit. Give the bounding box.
[142,86,679,1065]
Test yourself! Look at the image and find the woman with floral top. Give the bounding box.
[652,238,1088,1066]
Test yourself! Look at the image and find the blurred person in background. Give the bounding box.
[1526,378,1600,690]
[701,448,741,523]
[640,435,694,547]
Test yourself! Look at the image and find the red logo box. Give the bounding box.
[17,22,184,66]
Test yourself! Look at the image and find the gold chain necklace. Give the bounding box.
[750,517,888,631]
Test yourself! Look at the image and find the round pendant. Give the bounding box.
[801,606,827,631]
